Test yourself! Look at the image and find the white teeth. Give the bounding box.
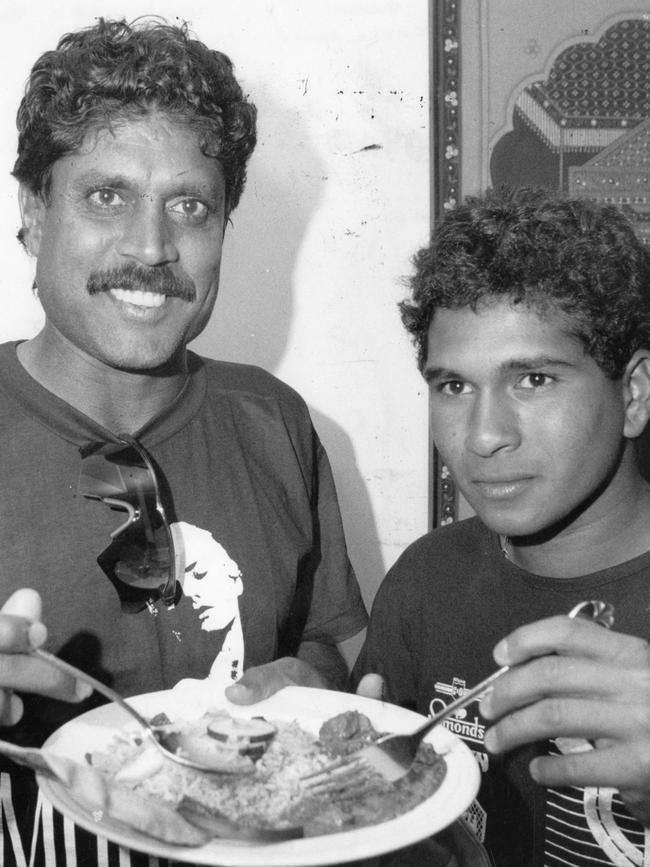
[110,288,165,308]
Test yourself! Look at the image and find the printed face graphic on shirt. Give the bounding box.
[181,533,243,631]
[172,521,244,682]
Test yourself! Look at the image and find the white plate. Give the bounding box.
[39,683,480,866]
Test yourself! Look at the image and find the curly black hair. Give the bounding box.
[12,17,257,212]
[400,186,650,378]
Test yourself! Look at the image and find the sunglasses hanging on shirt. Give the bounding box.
[78,434,180,612]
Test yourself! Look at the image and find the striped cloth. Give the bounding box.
[1,772,175,867]
[544,741,650,867]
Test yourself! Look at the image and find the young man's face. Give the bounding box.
[21,112,227,371]
[425,301,629,539]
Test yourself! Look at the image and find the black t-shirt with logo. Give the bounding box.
[354,517,650,867]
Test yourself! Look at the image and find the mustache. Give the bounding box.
[86,263,196,302]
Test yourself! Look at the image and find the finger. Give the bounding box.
[0,690,24,726]
[481,655,645,720]
[0,615,47,653]
[0,652,90,703]
[356,673,385,700]
[529,743,650,792]
[225,662,291,705]
[493,616,650,668]
[0,590,47,651]
[225,657,328,705]
[1,589,43,621]
[483,695,640,754]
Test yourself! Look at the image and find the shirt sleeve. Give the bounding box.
[350,562,418,710]
[278,428,368,655]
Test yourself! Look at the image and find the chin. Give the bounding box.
[483,514,566,545]
[101,346,183,374]
[471,503,547,539]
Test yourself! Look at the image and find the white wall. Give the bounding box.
[0,1,431,608]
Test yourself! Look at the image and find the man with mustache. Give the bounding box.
[87,261,197,304]
[0,18,367,865]
[354,186,650,866]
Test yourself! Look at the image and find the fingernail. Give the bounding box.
[27,622,47,649]
[7,692,24,726]
[484,729,496,752]
[225,682,247,698]
[480,693,493,719]
[529,758,541,782]
[75,681,93,701]
[493,639,509,666]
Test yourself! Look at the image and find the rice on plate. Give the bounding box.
[88,707,447,838]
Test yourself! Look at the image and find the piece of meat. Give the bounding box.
[317,711,381,756]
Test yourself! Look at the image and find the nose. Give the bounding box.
[117,200,179,266]
[465,390,520,457]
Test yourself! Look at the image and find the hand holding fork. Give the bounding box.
[303,600,615,797]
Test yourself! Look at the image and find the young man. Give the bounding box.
[0,18,367,865]
[354,187,650,866]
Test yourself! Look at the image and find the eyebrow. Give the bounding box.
[423,366,459,384]
[424,355,576,383]
[72,170,224,203]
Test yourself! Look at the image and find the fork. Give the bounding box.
[302,599,615,796]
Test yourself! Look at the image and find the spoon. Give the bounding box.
[32,648,254,774]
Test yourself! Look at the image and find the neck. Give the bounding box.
[17,328,188,433]
[499,464,650,578]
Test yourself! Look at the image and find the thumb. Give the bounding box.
[2,589,43,621]
[1,589,47,650]
[225,663,284,705]
[0,590,45,726]
[356,673,385,701]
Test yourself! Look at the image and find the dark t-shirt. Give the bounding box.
[0,341,367,866]
[353,517,650,867]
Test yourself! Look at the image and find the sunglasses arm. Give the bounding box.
[101,497,140,538]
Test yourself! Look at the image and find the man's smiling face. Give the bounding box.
[21,112,227,372]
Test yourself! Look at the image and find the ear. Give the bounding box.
[623,349,650,438]
[18,184,46,256]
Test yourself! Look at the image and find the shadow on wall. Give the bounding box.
[311,408,384,611]
[191,84,384,609]
[192,83,319,371]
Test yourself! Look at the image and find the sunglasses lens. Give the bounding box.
[79,439,178,610]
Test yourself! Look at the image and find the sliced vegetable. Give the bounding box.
[207,716,277,759]
[170,733,256,775]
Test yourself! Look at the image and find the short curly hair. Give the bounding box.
[12,17,257,212]
[400,186,650,378]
